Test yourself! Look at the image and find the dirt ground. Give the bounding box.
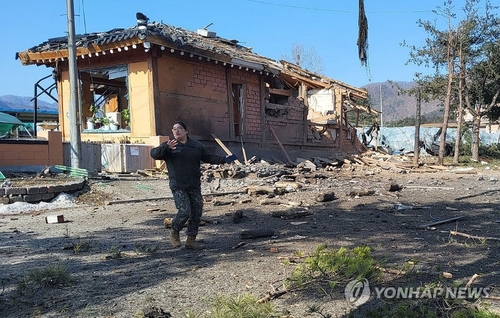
[0,159,499,318]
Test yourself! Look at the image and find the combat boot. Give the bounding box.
[169,230,181,248]
[185,235,201,249]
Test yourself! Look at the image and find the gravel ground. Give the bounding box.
[0,162,499,317]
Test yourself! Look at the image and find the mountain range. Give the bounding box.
[362,81,443,123]
[0,81,444,122]
[0,95,58,114]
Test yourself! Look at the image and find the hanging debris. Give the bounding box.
[357,0,369,66]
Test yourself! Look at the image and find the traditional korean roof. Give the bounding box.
[16,13,367,99]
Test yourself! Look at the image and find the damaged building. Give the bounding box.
[15,13,375,171]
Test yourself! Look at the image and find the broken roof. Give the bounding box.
[16,13,367,99]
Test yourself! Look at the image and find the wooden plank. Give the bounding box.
[450,230,500,242]
[417,216,467,229]
[210,134,242,165]
[105,190,247,205]
[315,157,336,164]
[308,114,338,123]
[269,88,292,96]
[268,126,293,164]
[240,136,249,165]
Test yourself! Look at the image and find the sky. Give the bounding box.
[1,0,495,101]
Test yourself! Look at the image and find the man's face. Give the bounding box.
[172,124,187,141]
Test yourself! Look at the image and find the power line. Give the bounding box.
[244,0,435,14]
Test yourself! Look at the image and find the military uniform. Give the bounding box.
[151,137,226,236]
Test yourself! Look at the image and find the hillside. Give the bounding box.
[0,95,58,113]
[362,81,442,123]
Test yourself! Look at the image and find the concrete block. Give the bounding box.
[26,187,41,194]
[9,195,23,203]
[54,185,64,193]
[24,194,42,203]
[41,193,55,201]
[45,215,65,224]
[5,187,26,196]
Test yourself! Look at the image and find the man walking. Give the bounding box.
[150,121,237,249]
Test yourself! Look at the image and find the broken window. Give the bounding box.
[263,76,292,118]
[232,83,244,137]
[80,65,129,131]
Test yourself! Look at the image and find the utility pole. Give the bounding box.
[379,84,383,128]
[66,0,82,168]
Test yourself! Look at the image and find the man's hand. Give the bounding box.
[167,139,178,150]
[225,154,237,163]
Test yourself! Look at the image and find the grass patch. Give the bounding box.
[365,299,499,318]
[366,301,438,318]
[105,246,123,259]
[285,245,378,296]
[72,239,94,253]
[17,264,74,297]
[207,293,277,318]
[182,293,279,318]
[443,155,500,167]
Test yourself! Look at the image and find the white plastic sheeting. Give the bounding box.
[358,126,500,153]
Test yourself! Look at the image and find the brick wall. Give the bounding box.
[265,96,307,147]
[0,131,63,167]
[188,63,227,94]
[156,57,230,139]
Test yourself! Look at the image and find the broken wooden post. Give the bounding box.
[268,126,293,165]
[240,136,249,165]
[211,133,242,165]
[450,230,500,242]
[105,190,246,205]
[417,216,467,229]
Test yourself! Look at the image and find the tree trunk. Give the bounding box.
[413,89,421,167]
[438,31,455,166]
[471,106,481,162]
[453,51,465,164]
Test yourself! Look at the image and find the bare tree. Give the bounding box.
[282,43,325,75]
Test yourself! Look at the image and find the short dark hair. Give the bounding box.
[173,121,187,130]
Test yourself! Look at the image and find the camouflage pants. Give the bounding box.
[171,188,203,236]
